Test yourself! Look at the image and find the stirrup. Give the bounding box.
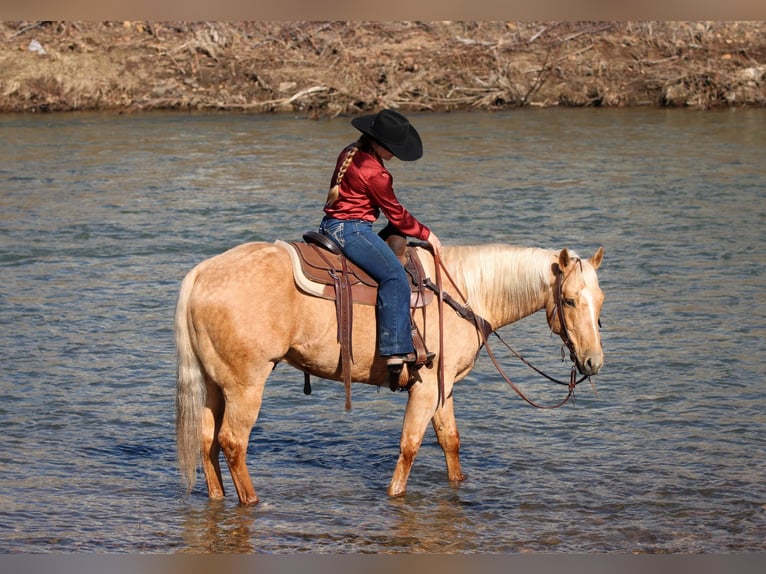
[386,351,435,369]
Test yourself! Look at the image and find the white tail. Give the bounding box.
[174,267,206,494]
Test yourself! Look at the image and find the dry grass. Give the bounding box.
[1,21,764,114]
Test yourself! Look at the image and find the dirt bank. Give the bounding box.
[1,21,764,115]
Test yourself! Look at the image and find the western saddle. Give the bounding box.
[284,231,435,409]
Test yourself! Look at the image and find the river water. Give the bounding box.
[0,108,764,554]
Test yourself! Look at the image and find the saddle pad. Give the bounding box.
[277,240,342,300]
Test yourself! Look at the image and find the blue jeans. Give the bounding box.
[319,216,413,356]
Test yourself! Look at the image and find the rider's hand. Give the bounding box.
[427,231,442,256]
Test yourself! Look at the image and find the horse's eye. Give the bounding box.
[564,298,576,307]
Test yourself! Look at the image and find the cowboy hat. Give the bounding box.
[351,109,423,161]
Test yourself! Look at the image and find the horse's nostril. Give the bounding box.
[578,353,602,376]
[584,355,603,375]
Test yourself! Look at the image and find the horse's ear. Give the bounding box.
[589,246,604,270]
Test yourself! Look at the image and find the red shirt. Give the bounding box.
[324,145,431,241]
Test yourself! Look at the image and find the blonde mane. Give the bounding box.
[443,244,556,327]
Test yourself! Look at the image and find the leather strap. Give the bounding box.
[310,243,353,410]
[405,250,430,366]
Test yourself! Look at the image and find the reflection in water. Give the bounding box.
[181,500,256,553]
[389,494,473,553]
[408,496,478,552]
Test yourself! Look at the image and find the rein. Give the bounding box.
[428,252,588,409]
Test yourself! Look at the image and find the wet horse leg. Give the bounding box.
[388,379,439,497]
[431,393,465,483]
[217,367,270,506]
[201,379,225,498]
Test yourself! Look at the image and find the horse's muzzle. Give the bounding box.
[576,350,603,376]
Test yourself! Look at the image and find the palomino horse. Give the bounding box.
[175,241,604,505]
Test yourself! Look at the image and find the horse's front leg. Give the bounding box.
[388,377,439,497]
[431,391,465,484]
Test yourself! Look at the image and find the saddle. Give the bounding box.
[286,231,433,308]
[280,231,435,409]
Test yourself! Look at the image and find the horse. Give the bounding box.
[175,240,605,505]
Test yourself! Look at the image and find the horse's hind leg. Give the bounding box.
[431,393,465,483]
[201,378,225,499]
[217,366,270,506]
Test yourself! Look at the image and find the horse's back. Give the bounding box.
[192,241,283,274]
[187,242,291,294]
[183,242,300,357]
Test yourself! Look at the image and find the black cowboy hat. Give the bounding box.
[351,109,423,161]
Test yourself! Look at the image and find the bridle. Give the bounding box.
[549,257,584,363]
[427,251,592,409]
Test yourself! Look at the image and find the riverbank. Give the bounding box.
[2,21,764,115]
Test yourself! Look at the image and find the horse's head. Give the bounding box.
[546,247,605,376]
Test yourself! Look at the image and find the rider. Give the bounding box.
[318,109,442,378]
